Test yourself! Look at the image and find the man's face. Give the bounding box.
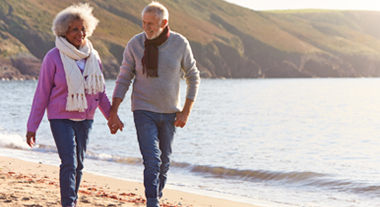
[142,11,165,40]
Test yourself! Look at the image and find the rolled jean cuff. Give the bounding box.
[146,197,159,207]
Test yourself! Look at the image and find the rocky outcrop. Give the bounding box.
[1,0,380,80]
[0,58,35,80]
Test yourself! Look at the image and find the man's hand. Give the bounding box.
[174,111,189,128]
[26,131,36,147]
[174,98,194,128]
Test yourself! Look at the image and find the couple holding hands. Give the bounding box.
[26,2,200,207]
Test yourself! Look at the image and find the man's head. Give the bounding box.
[141,1,169,40]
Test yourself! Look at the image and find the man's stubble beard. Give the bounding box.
[145,27,164,40]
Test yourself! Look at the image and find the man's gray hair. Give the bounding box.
[52,3,99,37]
[142,1,169,24]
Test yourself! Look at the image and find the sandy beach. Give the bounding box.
[0,156,259,207]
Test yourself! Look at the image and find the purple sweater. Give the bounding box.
[27,48,111,132]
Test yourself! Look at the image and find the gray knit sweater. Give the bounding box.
[113,31,200,113]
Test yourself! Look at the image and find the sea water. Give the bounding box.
[1,78,380,207]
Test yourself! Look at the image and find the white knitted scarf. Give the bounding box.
[56,36,104,112]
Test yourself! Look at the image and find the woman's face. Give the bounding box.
[65,19,86,49]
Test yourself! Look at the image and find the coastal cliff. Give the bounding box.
[1,0,380,79]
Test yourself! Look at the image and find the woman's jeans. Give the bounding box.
[50,119,93,207]
[133,110,176,207]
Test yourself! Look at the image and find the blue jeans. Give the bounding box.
[50,119,93,207]
[133,110,176,207]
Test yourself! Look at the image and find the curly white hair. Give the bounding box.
[52,3,99,37]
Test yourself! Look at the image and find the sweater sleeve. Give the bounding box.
[97,63,111,119]
[113,41,136,100]
[26,55,56,132]
[181,39,200,101]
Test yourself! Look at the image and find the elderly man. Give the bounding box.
[108,1,200,207]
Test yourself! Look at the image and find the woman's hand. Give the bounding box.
[26,131,36,147]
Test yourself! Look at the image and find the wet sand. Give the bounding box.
[0,156,259,207]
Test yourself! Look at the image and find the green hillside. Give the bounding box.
[1,0,380,79]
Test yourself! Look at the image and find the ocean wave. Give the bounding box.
[173,162,329,183]
[179,163,380,197]
[1,135,379,198]
[0,133,30,149]
[33,144,58,153]
[85,151,142,164]
[33,145,143,165]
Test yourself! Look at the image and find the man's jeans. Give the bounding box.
[50,119,93,207]
[133,110,176,207]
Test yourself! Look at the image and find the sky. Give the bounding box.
[224,0,380,12]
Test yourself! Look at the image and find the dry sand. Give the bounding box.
[0,156,259,207]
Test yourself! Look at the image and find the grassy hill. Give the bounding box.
[1,0,380,79]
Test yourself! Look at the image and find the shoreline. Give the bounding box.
[0,156,260,207]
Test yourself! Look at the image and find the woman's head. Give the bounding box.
[52,3,99,48]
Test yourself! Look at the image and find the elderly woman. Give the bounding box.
[25,3,117,207]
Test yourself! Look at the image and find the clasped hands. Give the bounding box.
[107,112,124,134]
